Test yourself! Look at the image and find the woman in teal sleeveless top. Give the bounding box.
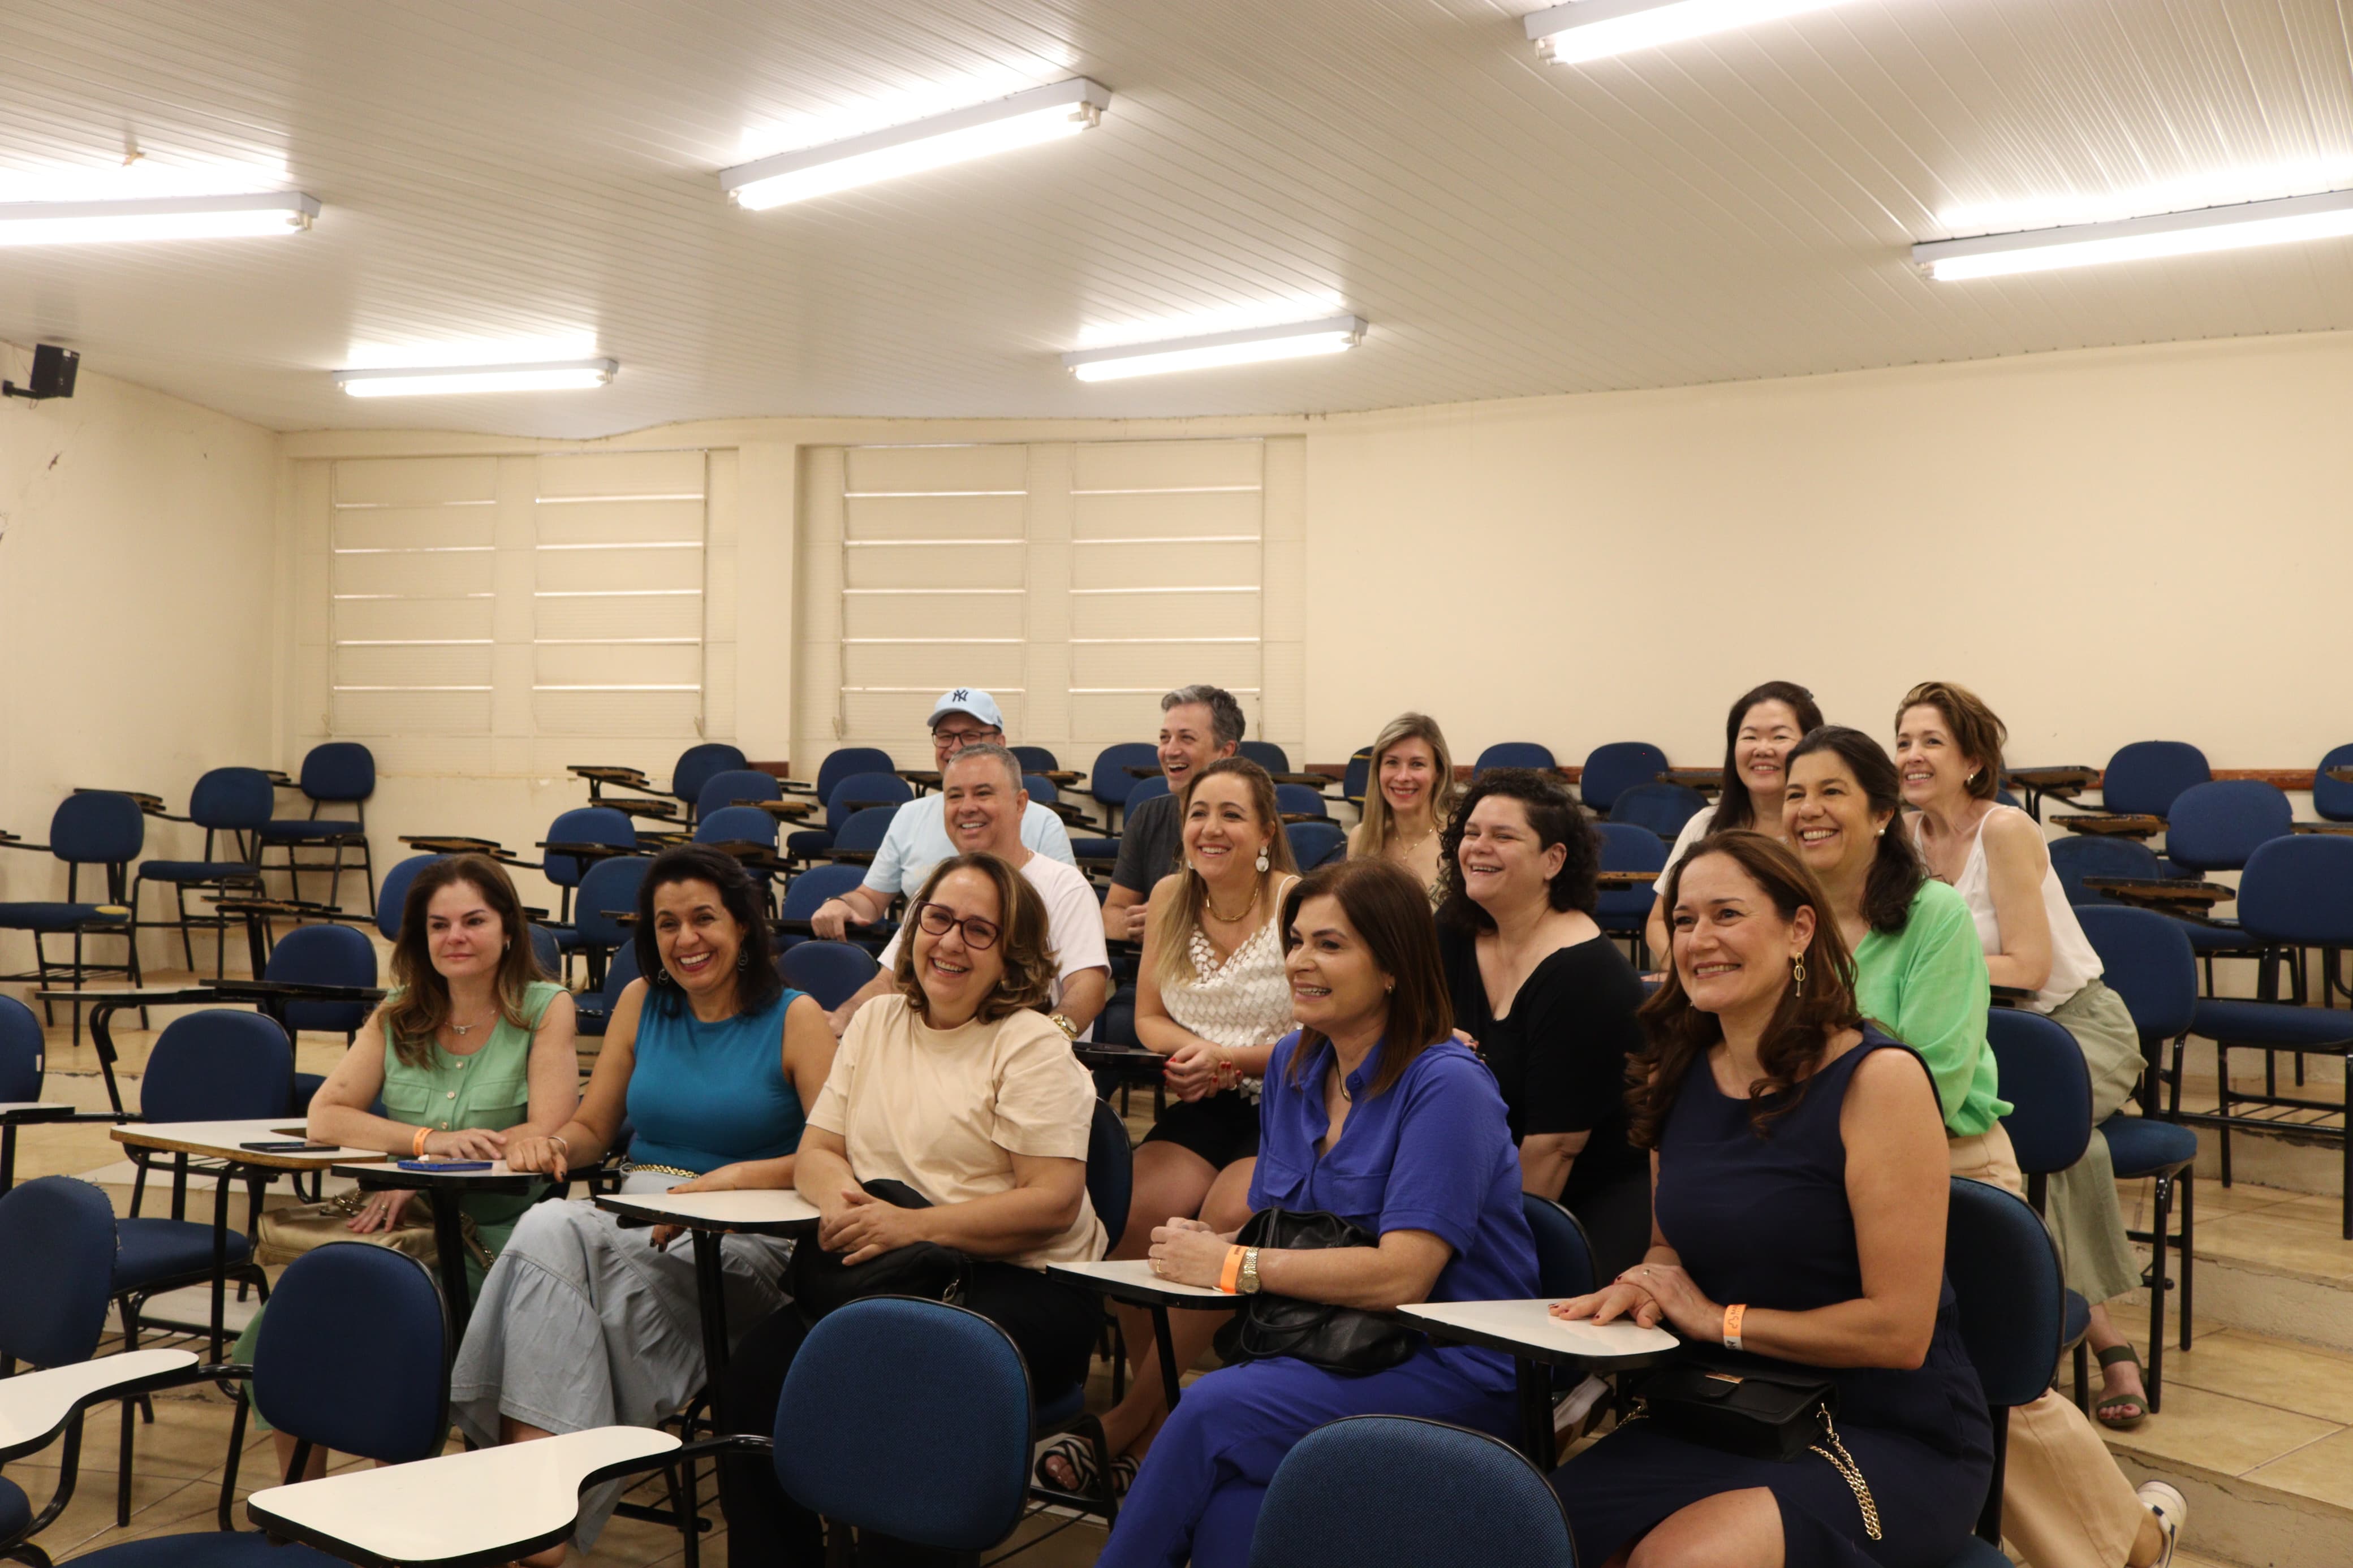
[239,856,579,1467]
[450,846,837,1558]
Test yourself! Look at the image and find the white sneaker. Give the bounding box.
[2136,1480,2187,1568]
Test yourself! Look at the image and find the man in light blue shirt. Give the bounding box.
[808,687,1074,938]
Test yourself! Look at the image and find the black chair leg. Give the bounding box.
[2146,1172,2171,1411]
[2215,1042,2234,1190]
[2071,1340,2089,1411]
[2179,1164,2195,1351]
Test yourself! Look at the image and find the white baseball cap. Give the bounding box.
[926,688,1006,731]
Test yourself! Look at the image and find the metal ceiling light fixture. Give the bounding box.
[722,78,1111,210]
[1062,316,1368,382]
[1915,188,2353,280]
[1523,0,1861,65]
[333,359,619,397]
[0,191,320,245]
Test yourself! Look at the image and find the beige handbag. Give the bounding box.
[255,1188,491,1272]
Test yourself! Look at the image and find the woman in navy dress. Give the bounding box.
[1553,830,1992,1568]
[1098,857,1540,1568]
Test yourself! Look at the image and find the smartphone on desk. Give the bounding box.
[239,1140,337,1152]
[397,1159,493,1172]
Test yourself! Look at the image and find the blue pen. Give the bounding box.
[397,1159,493,1172]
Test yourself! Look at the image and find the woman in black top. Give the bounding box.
[1437,768,1651,1280]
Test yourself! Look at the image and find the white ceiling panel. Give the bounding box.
[0,0,2348,437]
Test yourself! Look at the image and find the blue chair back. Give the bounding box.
[2100,741,2209,819]
[2164,780,2291,873]
[189,767,275,833]
[1520,1193,1596,1299]
[807,748,894,808]
[1097,986,1139,1048]
[0,1177,119,1368]
[252,1243,449,1463]
[2074,905,2197,1042]
[1984,1008,2091,1178]
[2315,742,2353,824]
[1275,783,1327,820]
[375,852,446,941]
[2237,834,2353,948]
[697,769,782,822]
[2046,835,2161,906]
[1609,783,1706,842]
[528,923,562,977]
[1128,775,1171,810]
[1089,1099,1135,1254]
[543,807,636,891]
[1088,743,1162,809]
[1239,741,1290,774]
[834,806,900,857]
[772,1298,1033,1552]
[0,996,42,1102]
[1010,745,1059,774]
[1583,742,1670,815]
[1249,1415,1575,1568]
[696,806,781,851]
[1946,1177,2065,1409]
[1475,742,1555,776]
[781,863,868,924]
[1593,822,1667,934]
[826,771,912,832]
[781,940,878,1010]
[574,856,653,953]
[264,922,379,1034]
[1286,820,1347,871]
[1022,774,1059,806]
[50,792,145,865]
[670,743,749,811]
[299,742,376,805]
[1342,748,1373,806]
[141,1010,294,1123]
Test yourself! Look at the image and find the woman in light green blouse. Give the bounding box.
[240,854,578,1476]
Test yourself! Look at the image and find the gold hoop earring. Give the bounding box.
[1791,956,1807,992]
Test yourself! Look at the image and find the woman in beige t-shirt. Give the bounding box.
[715,852,1109,1560]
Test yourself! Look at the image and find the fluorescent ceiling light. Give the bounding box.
[1524,0,1859,64]
[722,77,1110,210]
[1915,188,2353,282]
[334,359,619,398]
[0,191,319,246]
[1062,316,1367,382]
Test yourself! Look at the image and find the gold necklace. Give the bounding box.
[1393,820,1436,853]
[1203,882,1260,924]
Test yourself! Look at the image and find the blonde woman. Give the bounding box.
[1348,712,1458,903]
[1037,757,1300,1498]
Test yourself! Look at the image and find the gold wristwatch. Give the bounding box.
[1238,1246,1262,1294]
[1050,1013,1080,1040]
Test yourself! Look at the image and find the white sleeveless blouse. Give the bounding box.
[1917,808,2102,1014]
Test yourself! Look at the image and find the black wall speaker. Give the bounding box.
[4,344,79,401]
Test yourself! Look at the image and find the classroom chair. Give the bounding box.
[2056,741,2209,835]
[573,941,641,1039]
[135,767,272,976]
[1339,748,1374,808]
[2186,834,2353,1237]
[0,997,48,1195]
[1011,745,1060,774]
[1607,783,1706,844]
[528,923,563,977]
[1580,741,1669,817]
[266,922,378,1122]
[1521,1193,1596,1301]
[1473,742,1555,776]
[824,806,899,870]
[1593,821,1667,962]
[779,940,877,1010]
[1944,1177,2068,1557]
[1088,742,1162,830]
[2313,742,2353,824]
[1128,775,1172,811]
[776,863,869,951]
[2046,835,2162,908]
[777,745,893,802]
[694,805,781,854]
[695,768,781,823]
[1984,1007,2095,1409]
[785,771,910,860]
[0,791,146,1037]
[373,852,443,943]
[1248,1416,1575,1568]
[257,743,377,915]
[1239,740,1290,774]
[1285,820,1347,871]
[2073,905,2200,1405]
[669,743,749,822]
[542,806,639,927]
[1275,783,1328,820]
[2165,779,2292,990]
[574,855,653,990]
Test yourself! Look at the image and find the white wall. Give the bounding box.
[0,342,281,970]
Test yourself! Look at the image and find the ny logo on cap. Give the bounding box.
[951,689,971,702]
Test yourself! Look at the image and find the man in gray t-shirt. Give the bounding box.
[1101,684,1245,942]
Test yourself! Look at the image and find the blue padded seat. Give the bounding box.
[2101,1115,2197,1176]
[2188,999,2353,1048]
[1581,741,1670,815]
[1474,741,1557,776]
[0,1475,28,1541]
[1248,1415,1575,1568]
[114,1220,252,1282]
[75,1539,345,1568]
[671,742,750,813]
[0,902,130,932]
[265,923,378,1035]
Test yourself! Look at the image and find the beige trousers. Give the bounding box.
[1948,1124,2148,1568]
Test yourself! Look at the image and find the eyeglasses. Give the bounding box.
[913,901,1001,950]
[933,726,1002,750]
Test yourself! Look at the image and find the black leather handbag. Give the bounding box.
[1221,1208,1420,1375]
[1629,1357,1881,1540]
[787,1178,971,1325]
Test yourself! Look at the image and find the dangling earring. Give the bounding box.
[736,950,749,971]
[1791,956,1807,992]
[1255,845,1271,874]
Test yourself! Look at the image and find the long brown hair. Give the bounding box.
[381,855,546,1068]
[1627,831,1864,1146]
[892,852,1059,1025]
[1148,757,1299,992]
[1356,712,1458,852]
[1896,680,2007,802]
[1280,858,1452,1101]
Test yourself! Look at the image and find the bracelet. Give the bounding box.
[549,1134,570,1156]
[1722,1302,1746,1351]
[412,1125,432,1158]
[1218,1245,1246,1294]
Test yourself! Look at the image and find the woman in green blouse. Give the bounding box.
[242,854,578,1476]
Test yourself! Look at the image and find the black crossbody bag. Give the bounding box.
[1218,1207,1420,1375]
[786,1178,971,1325]
[1627,1357,1881,1541]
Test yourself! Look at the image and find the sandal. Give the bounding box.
[2094,1344,2149,1430]
[1033,1436,1138,1500]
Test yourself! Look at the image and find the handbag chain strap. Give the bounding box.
[1808,1409,1881,1542]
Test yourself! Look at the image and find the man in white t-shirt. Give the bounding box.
[825,743,1110,1042]
[810,687,1074,941]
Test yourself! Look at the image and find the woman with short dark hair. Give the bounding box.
[1436,769,1651,1278]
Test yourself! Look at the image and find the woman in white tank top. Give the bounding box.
[1899,683,2156,1431]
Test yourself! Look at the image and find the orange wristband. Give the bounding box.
[1218,1245,1246,1294]
[412,1125,432,1158]
[1722,1303,1746,1350]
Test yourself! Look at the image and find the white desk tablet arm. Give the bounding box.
[0,1350,209,1545]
